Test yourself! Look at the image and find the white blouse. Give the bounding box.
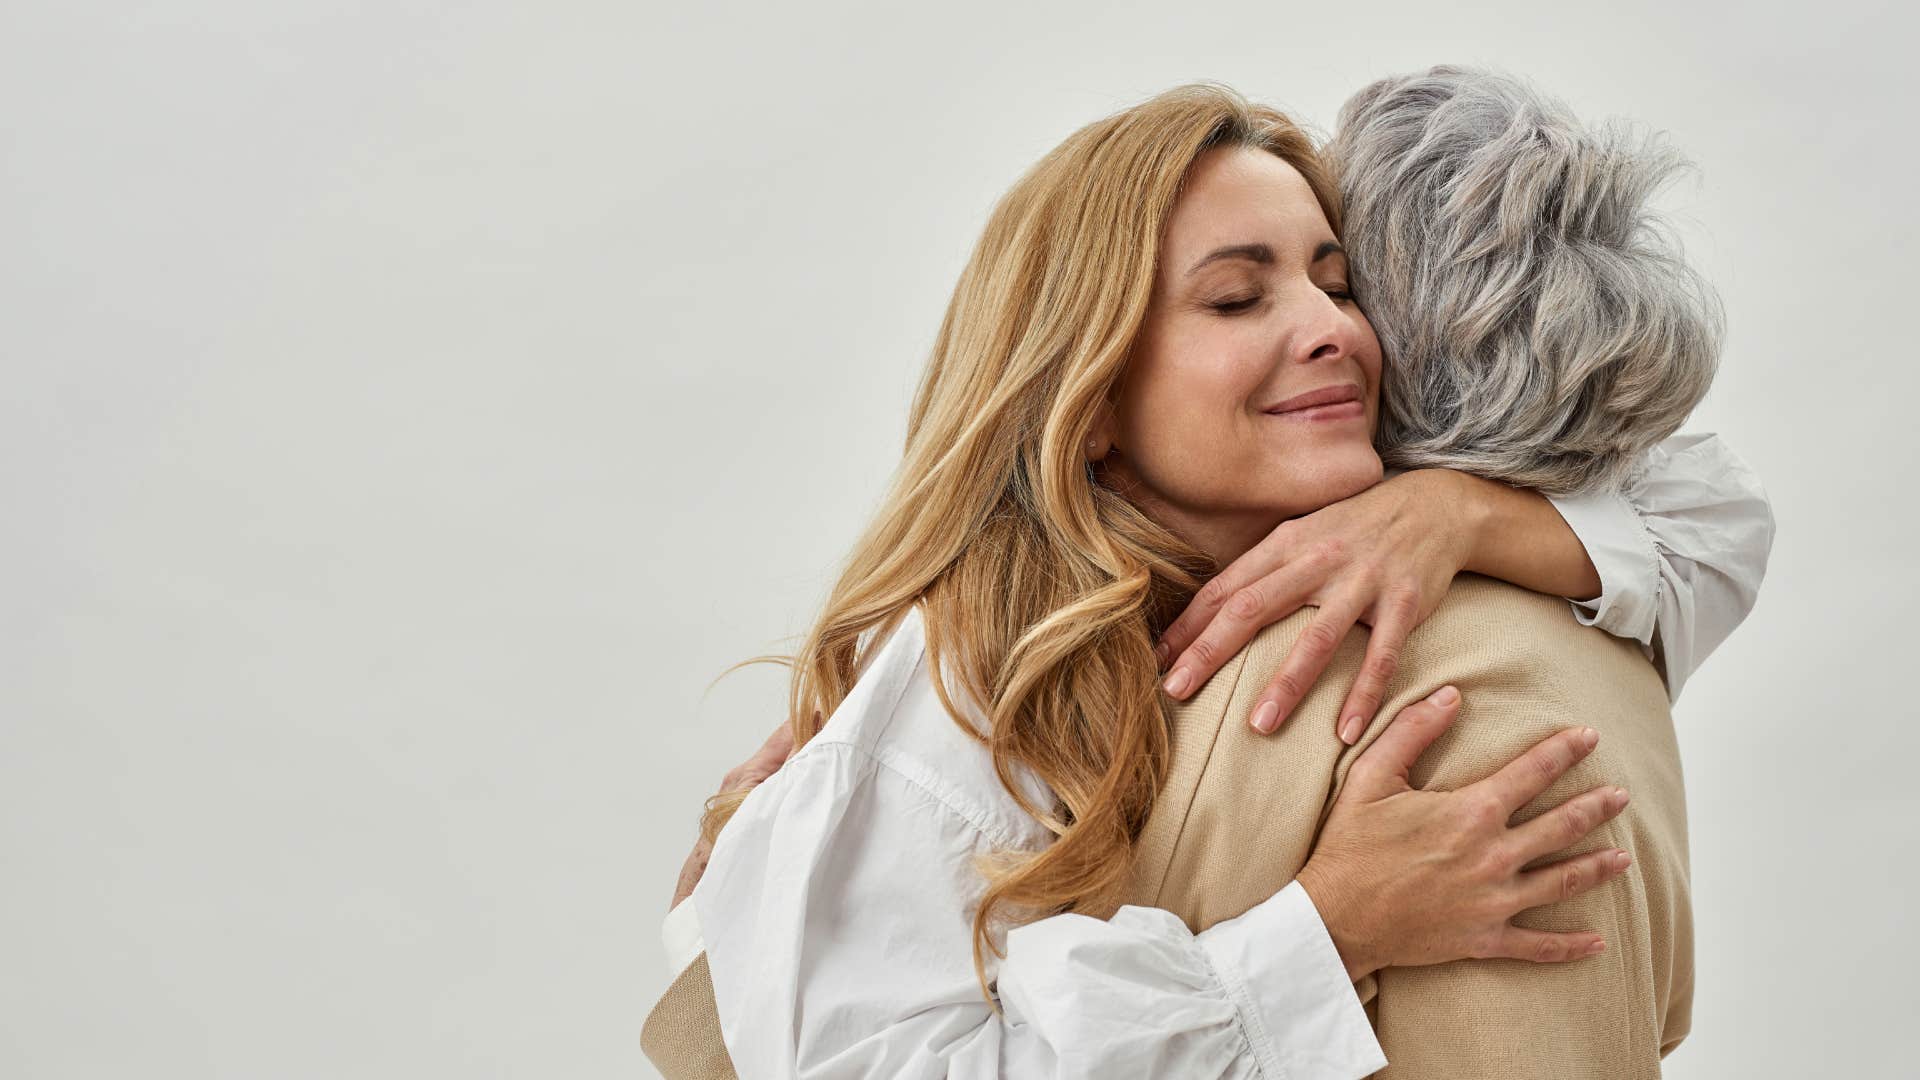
[662,431,1774,1080]
[1545,431,1776,700]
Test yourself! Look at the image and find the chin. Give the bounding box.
[1285,452,1385,515]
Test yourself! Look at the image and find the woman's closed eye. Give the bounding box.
[1208,294,1262,314]
[1207,284,1353,315]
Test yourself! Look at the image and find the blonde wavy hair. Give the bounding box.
[700,82,1342,1003]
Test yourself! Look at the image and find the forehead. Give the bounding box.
[1162,145,1332,262]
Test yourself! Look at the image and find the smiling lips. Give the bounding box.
[1263,382,1365,421]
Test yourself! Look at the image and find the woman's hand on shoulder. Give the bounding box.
[1155,469,1478,742]
[670,719,796,910]
[1295,686,1633,981]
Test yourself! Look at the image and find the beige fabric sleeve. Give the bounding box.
[640,952,740,1080]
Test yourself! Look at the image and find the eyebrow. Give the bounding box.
[1185,240,1346,276]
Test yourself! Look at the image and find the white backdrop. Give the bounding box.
[4,2,1913,1077]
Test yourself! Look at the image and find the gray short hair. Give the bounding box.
[1328,65,1722,494]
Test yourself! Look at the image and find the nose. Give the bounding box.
[1293,290,1360,365]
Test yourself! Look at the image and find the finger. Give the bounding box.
[1513,846,1633,912]
[761,721,796,763]
[1163,561,1320,702]
[1245,596,1365,735]
[1332,586,1420,743]
[1492,925,1610,964]
[1508,784,1631,864]
[1343,685,1461,800]
[672,837,714,909]
[1156,530,1301,669]
[1475,726,1600,815]
[732,721,798,787]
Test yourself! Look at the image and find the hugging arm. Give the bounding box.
[690,740,1386,1080]
[668,693,1631,1080]
[1156,431,1775,733]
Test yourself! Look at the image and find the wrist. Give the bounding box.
[1418,469,1490,578]
[1445,471,1604,601]
[1295,864,1380,983]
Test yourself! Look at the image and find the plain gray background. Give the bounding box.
[4,1,1913,1077]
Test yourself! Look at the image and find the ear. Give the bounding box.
[1085,399,1120,463]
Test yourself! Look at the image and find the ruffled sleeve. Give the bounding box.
[695,739,1385,1078]
[1546,431,1776,700]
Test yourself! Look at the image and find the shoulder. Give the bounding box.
[1221,576,1667,763]
[766,605,1056,853]
[1226,576,1637,700]
[1410,575,1659,697]
[1376,576,1678,796]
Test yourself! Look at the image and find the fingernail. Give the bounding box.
[1163,668,1192,697]
[1613,851,1632,870]
[1588,939,1607,955]
[1252,701,1280,733]
[1153,641,1171,667]
[1581,727,1599,749]
[1612,787,1629,809]
[1339,713,1363,745]
[1427,685,1458,706]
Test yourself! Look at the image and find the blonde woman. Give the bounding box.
[668,84,1764,1079]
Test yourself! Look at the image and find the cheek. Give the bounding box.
[1116,355,1273,510]
[1122,349,1257,453]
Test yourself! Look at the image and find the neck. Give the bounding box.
[1100,462,1279,567]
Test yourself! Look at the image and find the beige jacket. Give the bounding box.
[643,575,1691,1078]
[1131,573,1692,1078]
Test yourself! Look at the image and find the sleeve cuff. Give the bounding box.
[662,896,706,981]
[1544,484,1661,644]
[1199,879,1387,1080]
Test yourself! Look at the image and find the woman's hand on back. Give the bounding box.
[670,719,795,910]
[1155,469,1474,742]
[1294,685,1633,981]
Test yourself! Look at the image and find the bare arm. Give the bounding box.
[1454,470,1603,601]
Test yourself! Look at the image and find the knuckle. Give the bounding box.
[1313,537,1347,564]
[1384,582,1421,617]
[1468,792,1507,829]
[1560,802,1593,844]
[1560,861,1586,901]
[1301,619,1343,655]
[1532,745,1566,785]
[1224,583,1267,621]
[1189,636,1220,668]
[1365,644,1401,679]
[1466,852,1507,893]
[1196,576,1235,610]
[1534,934,1564,963]
[1479,839,1518,878]
[1271,669,1309,704]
